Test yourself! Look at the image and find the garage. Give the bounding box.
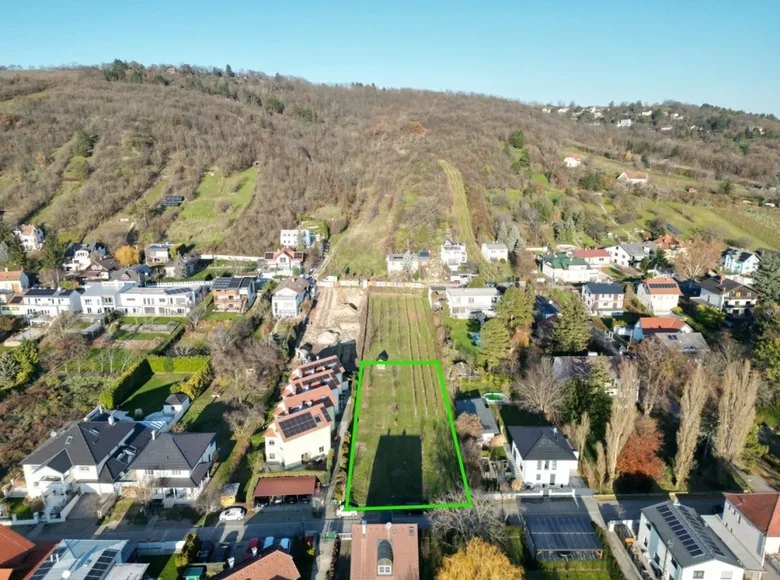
[253,476,316,508]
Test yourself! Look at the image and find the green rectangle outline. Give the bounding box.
[344,359,473,511]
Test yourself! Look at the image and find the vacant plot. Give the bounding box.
[347,295,468,509]
[120,373,190,416]
[166,167,257,248]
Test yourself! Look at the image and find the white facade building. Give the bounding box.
[440,242,468,271]
[117,286,204,316]
[22,288,81,319]
[13,224,45,252]
[507,426,578,486]
[63,243,107,272]
[481,242,509,262]
[540,254,599,284]
[445,287,500,320]
[272,277,311,318]
[280,229,315,249]
[722,492,780,565]
[264,404,332,470]
[563,155,582,168]
[80,281,135,315]
[636,278,682,315]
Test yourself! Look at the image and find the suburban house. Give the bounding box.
[440,241,468,271]
[264,404,332,469]
[0,295,25,318]
[721,248,760,277]
[80,282,135,315]
[481,242,509,262]
[63,243,107,272]
[535,296,560,320]
[572,248,611,267]
[280,228,316,249]
[654,235,685,258]
[144,243,175,265]
[617,171,649,185]
[616,119,633,128]
[563,154,582,168]
[211,276,257,314]
[507,426,579,486]
[540,253,599,284]
[638,501,745,580]
[386,252,419,274]
[454,398,500,443]
[110,264,152,287]
[698,276,759,317]
[211,548,300,580]
[128,431,216,505]
[632,317,692,341]
[0,270,30,293]
[637,277,682,314]
[117,286,205,316]
[581,283,624,315]
[289,356,348,397]
[551,355,621,396]
[21,540,137,580]
[606,242,657,268]
[12,224,44,252]
[445,287,500,320]
[0,526,54,580]
[22,288,81,319]
[80,257,121,281]
[260,248,304,276]
[163,255,199,278]
[272,277,312,319]
[350,523,420,580]
[722,492,780,565]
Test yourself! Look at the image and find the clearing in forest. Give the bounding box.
[345,294,470,510]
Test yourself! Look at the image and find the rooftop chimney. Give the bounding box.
[362,519,367,537]
[151,430,157,440]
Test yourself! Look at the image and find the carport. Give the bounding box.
[524,515,603,561]
[253,476,316,506]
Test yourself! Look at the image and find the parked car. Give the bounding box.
[336,503,357,518]
[262,537,275,550]
[272,496,284,505]
[196,541,214,563]
[212,543,231,563]
[219,507,246,522]
[279,538,291,553]
[299,495,312,504]
[285,495,298,504]
[254,496,270,510]
[244,538,260,560]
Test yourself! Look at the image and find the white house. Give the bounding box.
[22,288,81,319]
[640,110,653,117]
[632,317,693,342]
[606,242,657,268]
[722,492,780,565]
[507,426,578,486]
[540,253,599,284]
[272,277,311,319]
[280,228,315,249]
[260,248,304,276]
[572,248,611,267]
[616,171,649,185]
[638,501,745,580]
[386,252,419,274]
[637,277,682,315]
[128,431,216,505]
[117,286,204,316]
[481,242,509,262]
[63,243,107,272]
[264,404,332,470]
[616,119,633,128]
[13,224,44,252]
[0,270,30,293]
[80,281,135,315]
[144,243,174,265]
[563,154,582,168]
[721,248,760,277]
[440,241,468,271]
[698,277,759,317]
[581,283,624,315]
[445,287,500,320]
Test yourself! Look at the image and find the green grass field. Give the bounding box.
[324,196,393,277]
[120,373,190,416]
[166,167,257,248]
[349,295,464,507]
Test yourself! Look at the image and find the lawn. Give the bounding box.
[4,497,33,518]
[348,295,466,508]
[138,554,179,580]
[166,167,257,248]
[120,373,190,416]
[444,318,481,358]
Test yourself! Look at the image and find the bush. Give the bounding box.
[178,361,213,399]
[99,359,153,409]
[176,533,200,567]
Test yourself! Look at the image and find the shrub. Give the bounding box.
[99,359,153,409]
[147,355,209,374]
[178,361,213,400]
[176,533,200,567]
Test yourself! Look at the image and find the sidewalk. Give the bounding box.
[583,497,642,580]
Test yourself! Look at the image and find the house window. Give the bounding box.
[268,440,274,446]
[377,565,392,576]
[720,573,733,580]
[146,469,155,475]
[319,446,325,453]
[693,572,704,579]
[536,474,541,481]
[544,461,550,470]
[551,460,557,470]
[537,460,542,470]
[268,453,275,460]
[79,467,90,472]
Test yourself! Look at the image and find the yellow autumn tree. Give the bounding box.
[115,245,141,266]
[436,538,523,580]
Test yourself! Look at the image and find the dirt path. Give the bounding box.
[598,202,636,241]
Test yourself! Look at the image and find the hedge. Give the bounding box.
[147,355,209,374]
[176,533,200,568]
[178,361,213,400]
[99,359,153,409]
[151,323,185,354]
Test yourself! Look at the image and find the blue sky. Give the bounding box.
[3,0,779,115]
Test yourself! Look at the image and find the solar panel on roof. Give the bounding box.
[29,548,68,580]
[278,412,318,438]
[525,516,602,553]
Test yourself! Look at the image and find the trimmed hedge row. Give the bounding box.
[99,359,153,409]
[176,533,200,568]
[178,360,213,400]
[147,355,209,374]
[151,324,185,354]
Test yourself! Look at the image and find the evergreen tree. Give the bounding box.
[40,235,67,271]
[548,298,591,354]
[480,318,512,370]
[508,129,525,149]
[496,285,535,330]
[225,64,234,78]
[753,254,780,304]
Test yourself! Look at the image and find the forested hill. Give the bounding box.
[0,61,778,258]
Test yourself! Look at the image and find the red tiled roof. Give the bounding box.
[573,249,610,259]
[254,476,316,498]
[351,523,420,580]
[625,171,649,180]
[642,277,682,296]
[654,235,683,249]
[0,271,24,282]
[276,386,336,416]
[565,154,581,160]
[213,549,300,580]
[638,317,687,332]
[724,492,780,536]
[273,404,330,442]
[0,526,35,568]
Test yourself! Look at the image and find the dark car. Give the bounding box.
[285,495,299,505]
[254,496,270,510]
[212,543,231,563]
[196,541,214,563]
[299,495,312,504]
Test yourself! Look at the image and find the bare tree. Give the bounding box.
[634,336,685,414]
[674,364,711,488]
[455,413,483,440]
[194,484,222,515]
[49,311,78,340]
[131,477,159,507]
[208,325,239,356]
[715,360,762,466]
[224,404,261,440]
[673,238,722,280]
[187,304,207,330]
[429,490,506,549]
[605,362,639,487]
[512,358,566,420]
[565,412,590,460]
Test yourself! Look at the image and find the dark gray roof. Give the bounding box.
[46,449,73,473]
[642,501,740,568]
[165,393,189,405]
[23,421,137,467]
[723,248,757,263]
[583,283,624,295]
[101,425,155,482]
[551,356,621,383]
[698,276,752,296]
[621,242,657,257]
[507,426,577,461]
[454,398,499,436]
[24,288,75,298]
[656,332,711,354]
[130,432,215,471]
